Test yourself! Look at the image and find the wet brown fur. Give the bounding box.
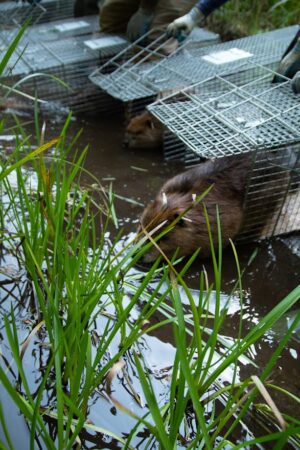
[124,111,164,150]
[0,98,24,111]
[0,98,30,111]
[138,155,253,262]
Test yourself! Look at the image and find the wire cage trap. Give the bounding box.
[0,31,129,114]
[0,0,75,28]
[147,61,300,241]
[37,0,76,23]
[0,0,46,31]
[89,25,299,120]
[89,27,220,118]
[0,14,100,47]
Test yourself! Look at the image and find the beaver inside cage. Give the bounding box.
[138,149,300,262]
[146,61,300,248]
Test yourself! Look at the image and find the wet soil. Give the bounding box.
[1,108,300,449]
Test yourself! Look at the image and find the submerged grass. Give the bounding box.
[0,21,300,450]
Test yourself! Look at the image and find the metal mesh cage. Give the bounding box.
[240,146,300,241]
[0,1,46,29]
[89,28,220,102]
[148,63,300,158]
[147,61,300,240]
[37,0,75,23]
[0,0,75,27]
[89,25,299,103]
[0,14,100,46]
[0,31,129,113]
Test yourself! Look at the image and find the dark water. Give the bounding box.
[0,109,300,449]
[76,111,300,413]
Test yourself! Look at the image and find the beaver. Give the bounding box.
[124,110,164,150]
[138,150,295,263]
[138,154,254,263]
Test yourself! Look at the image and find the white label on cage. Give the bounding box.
[54,21,89,32]
[202,48,253,65]
[244,118,265,128]
[217,101,237,109]
[84,36,128,50]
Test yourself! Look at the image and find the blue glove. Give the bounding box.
[126,8,154,42]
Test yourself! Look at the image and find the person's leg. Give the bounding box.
[150,0,196,38]
[100,0,140,34]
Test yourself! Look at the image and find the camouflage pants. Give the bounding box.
[100,0,196,38]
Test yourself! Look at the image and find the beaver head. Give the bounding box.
[124,111,164,150]
[137,162,246,263]
[138,190,207,263]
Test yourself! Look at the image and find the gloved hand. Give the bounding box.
[167,7,205,41]
[126,7,154,42]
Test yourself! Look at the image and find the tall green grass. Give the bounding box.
[208,0,300,39]
[124,215,300,449]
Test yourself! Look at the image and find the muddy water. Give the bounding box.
[1,108,300,449]
[71,111,300,297]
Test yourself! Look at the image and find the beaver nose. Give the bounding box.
[132,249,156,269]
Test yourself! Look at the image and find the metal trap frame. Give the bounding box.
[0,14,100,47]
[37,0,75,23]
[0,1,46,32]
[89,27,220,118]
[241,145,300,241]
[0,0,75,28]
[89,25,298,118]
[0,31,129,114]
[147,61,300,241]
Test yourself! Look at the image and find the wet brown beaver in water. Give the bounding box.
[0,98,31,112]
[124,111,164,150]
[138,151,291,263]
[138,154,254,263]
[138,151,294,262]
